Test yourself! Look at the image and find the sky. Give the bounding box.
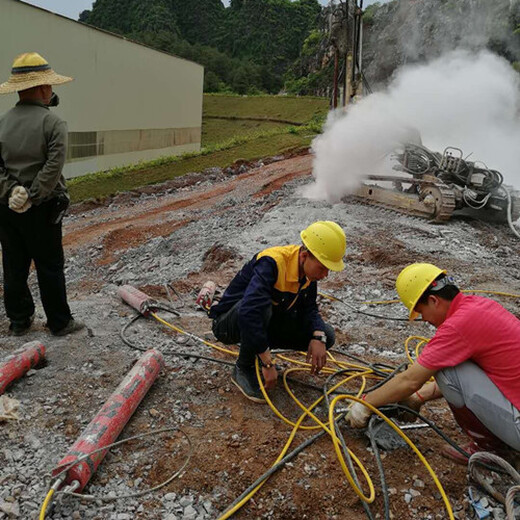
[24,0,389,21]
[24,0,93,19]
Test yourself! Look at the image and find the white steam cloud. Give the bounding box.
[306,50,520,201]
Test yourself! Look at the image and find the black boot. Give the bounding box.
[9,315,34,336]
[231,365,266,403]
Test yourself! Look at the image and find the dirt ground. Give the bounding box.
[1,151,519,520]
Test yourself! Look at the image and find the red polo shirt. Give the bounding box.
[418,293,520,409]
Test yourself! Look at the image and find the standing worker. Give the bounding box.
[347,263,520,463]
[0,52,84,336]
[210,221,346,402]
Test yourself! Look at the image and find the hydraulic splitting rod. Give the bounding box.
[0,341,46,395]
[117,285,158,316]
[40,348,164,519]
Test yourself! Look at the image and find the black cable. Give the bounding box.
[361,71,372,94]
[330,347,407,381]
[322,294,409,322]
[119,312,235,366]
[368,416,390,520]
[322,368,391,520]
[218,429,328,517]
[335,415,376,520]
[365,362,408,392]
[120,314,380,397]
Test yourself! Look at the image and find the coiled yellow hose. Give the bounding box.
[147,313,455,519]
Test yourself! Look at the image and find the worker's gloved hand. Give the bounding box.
[307,340,327,375]
[346,401,372,429]
[8,186,29,210]
[11,200,32,214]
[262,365,278,390]
[397,393,423,423]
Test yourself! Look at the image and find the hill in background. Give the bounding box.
[79,0,520,97]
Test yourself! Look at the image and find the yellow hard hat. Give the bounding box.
[396,263,446,320]
[300,221,346,272]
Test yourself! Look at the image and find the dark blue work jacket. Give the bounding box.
[209,244,326,352]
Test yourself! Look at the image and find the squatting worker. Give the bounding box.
[0,52,84,336]
[347,263,520,463]
[210,221,346,403]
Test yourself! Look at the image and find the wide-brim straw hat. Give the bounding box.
[0,52,73,95]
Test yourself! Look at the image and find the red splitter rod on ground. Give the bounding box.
[52,348,164,491]
[0,341,46,395]
[118,285,157,316]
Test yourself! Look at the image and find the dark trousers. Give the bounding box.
[0,201,72,332]
[212,301,335,368]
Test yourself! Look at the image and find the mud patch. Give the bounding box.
[201,244,242,272]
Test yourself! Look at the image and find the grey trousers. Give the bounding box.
[436,361,520,451]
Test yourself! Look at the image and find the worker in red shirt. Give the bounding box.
[347,263,520,462]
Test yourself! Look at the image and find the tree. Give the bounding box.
[80,0,323,95]
[232,67,250,94]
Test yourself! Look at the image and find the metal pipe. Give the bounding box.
[118,285,157,316]
[333,48,339,109]
[52,349,164,491]
[0,341,46,395]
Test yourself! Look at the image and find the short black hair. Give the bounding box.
[301,244,316,259]
[416,273,460,306]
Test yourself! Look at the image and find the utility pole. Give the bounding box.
[333,48,339,108]
[342,0,349,107]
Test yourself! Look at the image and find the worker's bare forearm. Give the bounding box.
[364,363,436,408]
[365,373,421,408]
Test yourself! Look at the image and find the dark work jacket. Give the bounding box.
[209,244,326,352]
[0,100,68,205]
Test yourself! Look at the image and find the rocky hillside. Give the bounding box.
[363,0,520,87]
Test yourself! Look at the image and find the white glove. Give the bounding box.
[346,401,372,428]
[11,200,32,214]
[8,186,29,210]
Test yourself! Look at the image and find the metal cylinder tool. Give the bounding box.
[52,349,164,491]
[0,341,46,395]
[118,285,157,316]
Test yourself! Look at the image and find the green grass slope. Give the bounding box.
[68,95,329,203]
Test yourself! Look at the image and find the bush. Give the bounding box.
[204,70,222,92]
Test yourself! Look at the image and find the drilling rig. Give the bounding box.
[328,0,367,108]
[328,2,520,235]
[353,143,520,234]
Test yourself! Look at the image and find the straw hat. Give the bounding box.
[0,52,73,95]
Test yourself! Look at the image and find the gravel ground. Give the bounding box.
[1,153,519,519]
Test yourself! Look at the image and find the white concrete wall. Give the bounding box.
[0,0,203,178]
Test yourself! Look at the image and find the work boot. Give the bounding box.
[442,403,511,465]
[441,441,482,465]
[441,441,518,466]
[9,315,34,336]
[51,319,86,337]
[231,365,266,403]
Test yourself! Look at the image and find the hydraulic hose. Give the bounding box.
[320,289,520,324]
[329,395,455,517]
[117,298,496,519]
[502,186,520,240]
[319,292,409,321]
[39,489,55,520]
[39,428,192,518]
